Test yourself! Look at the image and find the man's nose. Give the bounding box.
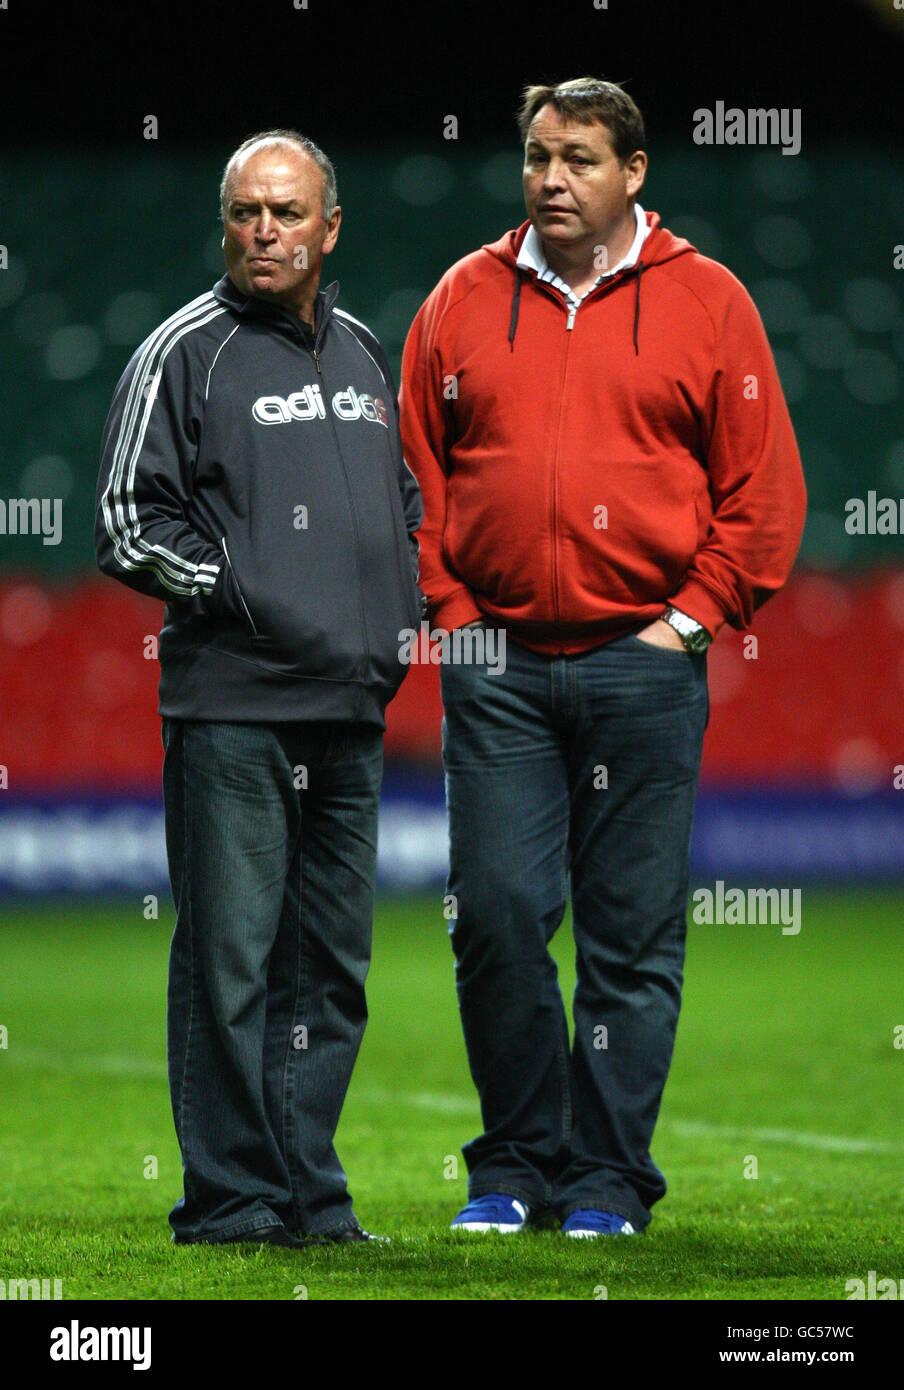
[255,212,277,239]
[543,159,567,189]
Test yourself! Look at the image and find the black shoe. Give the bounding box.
[176,1224,308,1249]
[326,1225,390,1244]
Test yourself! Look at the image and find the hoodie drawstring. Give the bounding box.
[509,261,645,354]
[508,269,523,351]
[632,261,644,356]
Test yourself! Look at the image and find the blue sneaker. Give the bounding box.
[451,1194,529,1233]
[561,1209,636,1238]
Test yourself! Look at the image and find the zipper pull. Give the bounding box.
[566,306,576,331]
[312,348,322,374]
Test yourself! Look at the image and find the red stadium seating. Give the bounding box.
[0,570,895,794]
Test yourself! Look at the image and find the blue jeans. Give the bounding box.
[440,631,709,1231]
[161,718,383,1242]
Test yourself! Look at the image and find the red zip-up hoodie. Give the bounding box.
[399,212,806,649]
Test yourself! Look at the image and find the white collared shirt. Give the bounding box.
[517,203,650,329]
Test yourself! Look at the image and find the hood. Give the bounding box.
[484,211,697,354]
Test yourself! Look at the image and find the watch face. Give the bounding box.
[664,607,709,652]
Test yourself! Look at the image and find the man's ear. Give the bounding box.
[323,205,342,256]
[625,150,647,198]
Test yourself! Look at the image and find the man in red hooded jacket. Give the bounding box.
[399,78,806,1237]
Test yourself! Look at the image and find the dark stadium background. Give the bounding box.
[2,0,904,1326]
[1,0,903,890]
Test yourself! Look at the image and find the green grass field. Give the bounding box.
[1,890,902,1301]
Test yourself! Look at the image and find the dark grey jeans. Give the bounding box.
[440,631,709,1231]
[161,717,383,1242]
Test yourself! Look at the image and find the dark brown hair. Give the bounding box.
[517,78,645,163]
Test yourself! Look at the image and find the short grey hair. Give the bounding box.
[220,129,338,221]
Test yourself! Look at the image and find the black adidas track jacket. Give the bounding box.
[96,274,423,727]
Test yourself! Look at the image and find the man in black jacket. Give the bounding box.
[96,131,422,1248]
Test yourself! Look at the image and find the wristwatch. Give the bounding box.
[661,605,712,654]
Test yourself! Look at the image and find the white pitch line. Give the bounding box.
[664,1118,901,1155]
[359,1085,477,1116]
[5,1047,167,1079]
[5,1053,899,1155]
